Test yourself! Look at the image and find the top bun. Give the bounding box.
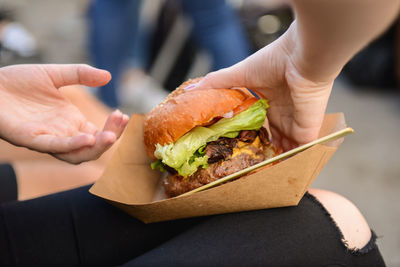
[143,78,252,159]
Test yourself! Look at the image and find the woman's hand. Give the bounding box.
[196,26,334,151]
[0,64,129,164]
[196,0,399,151]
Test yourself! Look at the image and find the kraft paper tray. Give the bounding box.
[90,113,347,223]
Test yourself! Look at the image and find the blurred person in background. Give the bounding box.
[342,18,400,89]
[88,0,252,109]
[0,8,39,66]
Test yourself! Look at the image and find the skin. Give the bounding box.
[0,84,118,200]
[0,84,114,162]
[309,189,372,250]
[0,64,129,164]
[187,0,400,249]
[193,0,400,151]
[0,0,398,251]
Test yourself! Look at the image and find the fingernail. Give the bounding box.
[184,83,198,91]
[122,114,130,123]
[116,114,123,126]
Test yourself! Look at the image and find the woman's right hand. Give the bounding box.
[195,0,399,151]
[196,24,335,151]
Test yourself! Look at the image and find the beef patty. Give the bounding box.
[163,128,276,197]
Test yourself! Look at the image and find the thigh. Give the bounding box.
[124,193,385,267]
[0,185,203,266]
[1,188,385,267]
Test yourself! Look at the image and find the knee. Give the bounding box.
[308,188,371,250]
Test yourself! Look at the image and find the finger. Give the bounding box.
[281,138,298,152]
[195,65,245,90]
[53,131,116,164]
[103,110,130,140]
[119,114,130,138]
[103,110,123,133]
[81,121,99,136]
[32,133,96,153]
[122,114,130,127]
[53,112,129,164]
[270,126,299,152]
[270,126,283,151]
[42,64,112,89]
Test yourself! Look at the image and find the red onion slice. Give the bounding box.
[222,110,234,118]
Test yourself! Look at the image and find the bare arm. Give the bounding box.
[288,0,400,81]
[197,0,400,150]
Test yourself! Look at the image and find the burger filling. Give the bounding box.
[162,128,277,197]
[152,99,269,177]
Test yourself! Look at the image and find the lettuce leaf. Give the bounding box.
[151,160,166,172]
[154,99,268,176]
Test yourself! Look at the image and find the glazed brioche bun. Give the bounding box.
[143,78,255,159]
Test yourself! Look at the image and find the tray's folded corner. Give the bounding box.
[90,113,346,223]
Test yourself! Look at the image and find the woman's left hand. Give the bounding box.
[0,64,129,164]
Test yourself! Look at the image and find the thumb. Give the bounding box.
[41,64,112,89]
[196,64,246,90]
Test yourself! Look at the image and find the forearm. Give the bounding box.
[287,0,400,81]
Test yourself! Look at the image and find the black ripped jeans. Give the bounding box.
[0,163,385,266]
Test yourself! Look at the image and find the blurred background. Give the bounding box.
[0,0,399,265]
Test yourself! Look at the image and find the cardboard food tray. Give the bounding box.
[90,113,347,223]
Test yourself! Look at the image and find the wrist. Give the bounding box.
[280,21,342,84]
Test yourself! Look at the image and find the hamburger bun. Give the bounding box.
[143,78,254,158]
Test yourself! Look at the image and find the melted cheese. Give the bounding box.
[232,136,262,159]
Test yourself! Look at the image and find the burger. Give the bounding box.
[143,78,279,197]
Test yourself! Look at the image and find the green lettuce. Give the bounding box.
[154,99,268,176]
[151,160,166,172]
